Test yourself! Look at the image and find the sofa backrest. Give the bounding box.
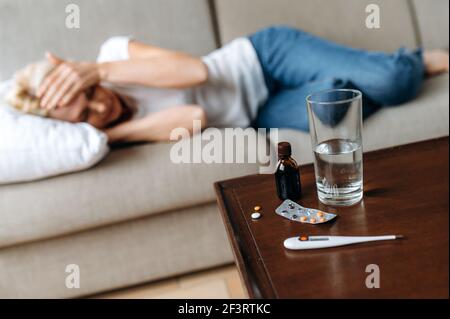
[0,0,217,81]
[213,0,419,51]
[412,0,449,50]
[0,0,448,82]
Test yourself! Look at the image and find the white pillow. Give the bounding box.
[0,81,109,184]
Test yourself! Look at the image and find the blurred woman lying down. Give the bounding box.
[6,26,449,144]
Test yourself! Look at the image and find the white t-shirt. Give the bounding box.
[96,36,268,128]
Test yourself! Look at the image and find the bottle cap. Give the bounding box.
[278,142,292,157]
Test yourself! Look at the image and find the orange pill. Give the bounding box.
[319,217,326,223]
[310,218,317,223]
[300,236,308,241]
[317,211,324,217]
[300,216,308,222]
[254,206,261,212]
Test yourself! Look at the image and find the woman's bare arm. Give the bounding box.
[98,52,208,89]
[104,105,207,143]
[99,40,208,88]
[127,40,182,59]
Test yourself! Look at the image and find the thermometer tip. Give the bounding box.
[395,235,404,239]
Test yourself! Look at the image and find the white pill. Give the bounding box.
[251,212,261,220]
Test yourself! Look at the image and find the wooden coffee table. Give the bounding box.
[214,137,449,298]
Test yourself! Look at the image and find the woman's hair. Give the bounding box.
[6,61,54,116]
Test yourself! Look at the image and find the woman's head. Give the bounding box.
[7,61,124,129]
[47,85,124,129]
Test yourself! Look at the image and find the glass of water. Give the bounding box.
[306,89,363,206]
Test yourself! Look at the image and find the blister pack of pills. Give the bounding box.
[275,199,337,224]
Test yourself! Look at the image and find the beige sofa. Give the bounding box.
[0,0,448,298]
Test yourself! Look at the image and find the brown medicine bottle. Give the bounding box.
[275,142,302,200]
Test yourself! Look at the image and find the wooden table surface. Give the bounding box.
[214,137,449,298]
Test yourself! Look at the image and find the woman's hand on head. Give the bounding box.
[38,52,104,110]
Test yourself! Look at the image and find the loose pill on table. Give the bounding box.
[254,206,261,212]
[251,212,261,220]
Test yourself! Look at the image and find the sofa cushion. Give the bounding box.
[0,202,233,298]
[273,74,449,164]
[0,0,217,81]
[412,0,449,49]
[213,0,417,51]
[0,137,259,248]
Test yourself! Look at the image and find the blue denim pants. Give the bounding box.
[249,26,424,131]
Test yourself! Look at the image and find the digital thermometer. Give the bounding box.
[284,235,404,250]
